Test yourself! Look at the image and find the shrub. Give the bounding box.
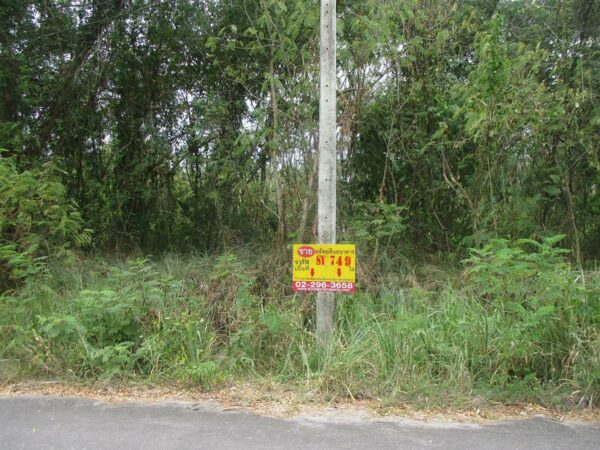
[0,154,91,291]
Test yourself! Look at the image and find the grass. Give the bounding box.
[1,240,600,411]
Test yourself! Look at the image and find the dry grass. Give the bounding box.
[2,380,599,424]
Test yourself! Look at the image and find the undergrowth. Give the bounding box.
[1,237,599,410]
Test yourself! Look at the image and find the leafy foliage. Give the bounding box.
[1,0,600,410]
[0,155,91,290]
[1,251,599,407]
[1,1,598,258]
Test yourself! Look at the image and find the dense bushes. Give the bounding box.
[0,155,91,291]
[1,241,599,408]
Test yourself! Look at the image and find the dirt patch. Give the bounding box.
[1,380,599,424]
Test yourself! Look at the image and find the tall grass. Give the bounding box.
[1,238,599,408]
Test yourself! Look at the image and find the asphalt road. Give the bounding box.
[1,395,599,449]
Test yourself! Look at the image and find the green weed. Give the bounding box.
[2,239,600,409]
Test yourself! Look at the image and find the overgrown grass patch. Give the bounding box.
[2,239,600,409]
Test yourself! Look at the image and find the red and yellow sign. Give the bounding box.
[292,244,356,293]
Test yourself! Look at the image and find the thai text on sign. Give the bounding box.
[292,244,356,293]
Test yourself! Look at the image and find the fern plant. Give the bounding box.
[0,154,92,290]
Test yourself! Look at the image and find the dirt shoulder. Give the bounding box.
[2,380,599,424]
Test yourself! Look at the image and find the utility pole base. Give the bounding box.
[316,291,335,348]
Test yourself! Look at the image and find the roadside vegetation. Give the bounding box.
[1,0,600,411]
[2,232,599,409]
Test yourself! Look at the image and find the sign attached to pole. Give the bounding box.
[293,244,356,293]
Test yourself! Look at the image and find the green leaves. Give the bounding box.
[464,235,573,303]
[39,314,85,339]
[0,0,598,261]
[350,202,407,244]
[0,156,91,290]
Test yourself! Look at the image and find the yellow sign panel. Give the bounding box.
[292,244,356,293]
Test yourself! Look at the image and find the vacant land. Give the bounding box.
[2,245,599,413]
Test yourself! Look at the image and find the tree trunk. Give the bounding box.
[269,56,286,247]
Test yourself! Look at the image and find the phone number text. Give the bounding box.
[292,281,355,293]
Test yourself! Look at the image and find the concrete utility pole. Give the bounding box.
[316,0,336,348]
